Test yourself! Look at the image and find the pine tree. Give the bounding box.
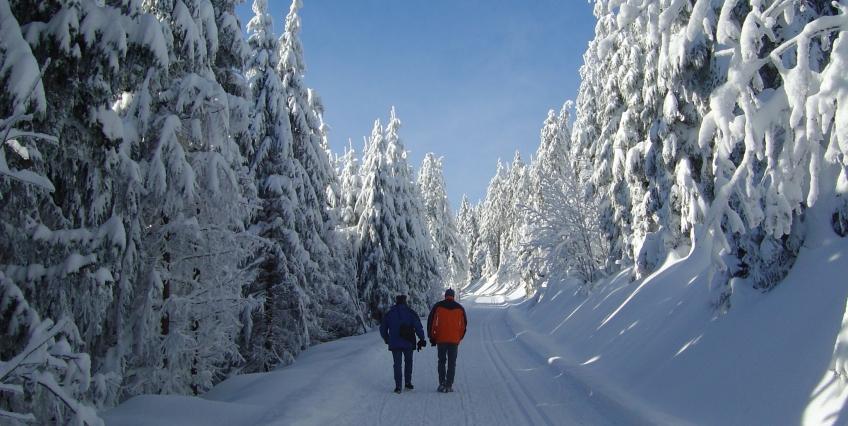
[0,273,102,425]
[478,160,509,276]
[502,151,530,264]
[356,110,441,318]
[338,142,362,228]
[121,0,253,395]
[239,0,310,372]
[455,195,482,286]
[384,109,442,310]
[355,119,398,320]
[277,0,360,342]
[528,103,572,201]
[211,0,252,165]
[4,0,176,405]
[570,1,848,305]
[0,5,103,420]
[418,153,468,288]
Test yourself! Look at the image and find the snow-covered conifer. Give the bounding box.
[0,24,101,419]
[120,0,254,395]
[383,109,442,309]
[277,0,360,343]
[356,110,441,318]
[239,0,310,372]
[3,0,178,404]
[418,153,468,288]
[478,160,509,276]
[0,272,103,425]
[528,103,572,200]
[455,195,482,286]
[502,151,531,262]
[570,0,848,302]
[355,119,398,319]
[338,142,362,228]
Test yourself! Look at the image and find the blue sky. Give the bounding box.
[235,0,596,209]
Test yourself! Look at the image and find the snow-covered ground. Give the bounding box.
[104,215,848,426]
[103,296,651,425]
[500,212,848,425]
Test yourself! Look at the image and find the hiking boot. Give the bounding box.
[394,386,402,394]
[405,383,414,390]
[445,385,454,392]
[437,384,446,393]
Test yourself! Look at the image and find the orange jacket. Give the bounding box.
[427,297,467,344]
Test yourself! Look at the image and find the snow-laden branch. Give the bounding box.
[521,165,609,287]
[0,318,68,382]
[1,58,57,192]
[702,2,848,236]
[35,372,102,426]
[0,409,36,422]
[0,273,102,425]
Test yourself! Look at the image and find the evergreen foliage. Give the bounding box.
[418,153,468,288]
[0,0,440,421]
[354,109,442,319]
[7,0,845,421]
[468,1,848,308]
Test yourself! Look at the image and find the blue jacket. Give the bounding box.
[380,303,425,351]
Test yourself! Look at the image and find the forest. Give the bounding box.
[2,0,848,424]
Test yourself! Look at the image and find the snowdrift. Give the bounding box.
[474,222,848,424]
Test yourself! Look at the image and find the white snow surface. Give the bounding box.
[104,217,848,425]
[103,290,649,425]
[508,210,848,425]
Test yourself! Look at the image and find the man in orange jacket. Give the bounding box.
[427,288,467,393]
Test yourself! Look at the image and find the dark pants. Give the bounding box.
[437,344,459,386]
[392,349,414,387]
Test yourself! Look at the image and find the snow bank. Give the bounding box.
[464,271,526,304]
[493,223,848,424]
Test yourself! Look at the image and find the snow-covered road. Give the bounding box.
[104,299,646,425]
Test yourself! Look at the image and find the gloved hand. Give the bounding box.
[430,340,436,347]
[417,340,426,351]
[383,338,389,345]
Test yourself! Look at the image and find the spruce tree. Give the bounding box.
[338,142,362,228]
[569,0,847,302]
[0,3,105,420]
[277,0,359,342]
[241,0,308,372]
[355,119,399,320]
[455,195,482,286]
[356,110,441,318]
[383,109,441,311]
[122,0,253,395]
[418,153,468,288]
[478,160,509,276]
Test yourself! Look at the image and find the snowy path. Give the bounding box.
[104,299,646,425]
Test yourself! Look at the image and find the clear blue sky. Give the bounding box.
[235,0,596,209]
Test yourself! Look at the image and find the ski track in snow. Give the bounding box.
[480,308,541,425]
[103,300,646,426]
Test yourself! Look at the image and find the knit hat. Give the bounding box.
[395,294,407,304]
[444,289,455,298]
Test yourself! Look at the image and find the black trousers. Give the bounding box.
[391,349,413,387]
[437,343,459,386]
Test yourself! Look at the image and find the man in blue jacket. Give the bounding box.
[380,295,427,393]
